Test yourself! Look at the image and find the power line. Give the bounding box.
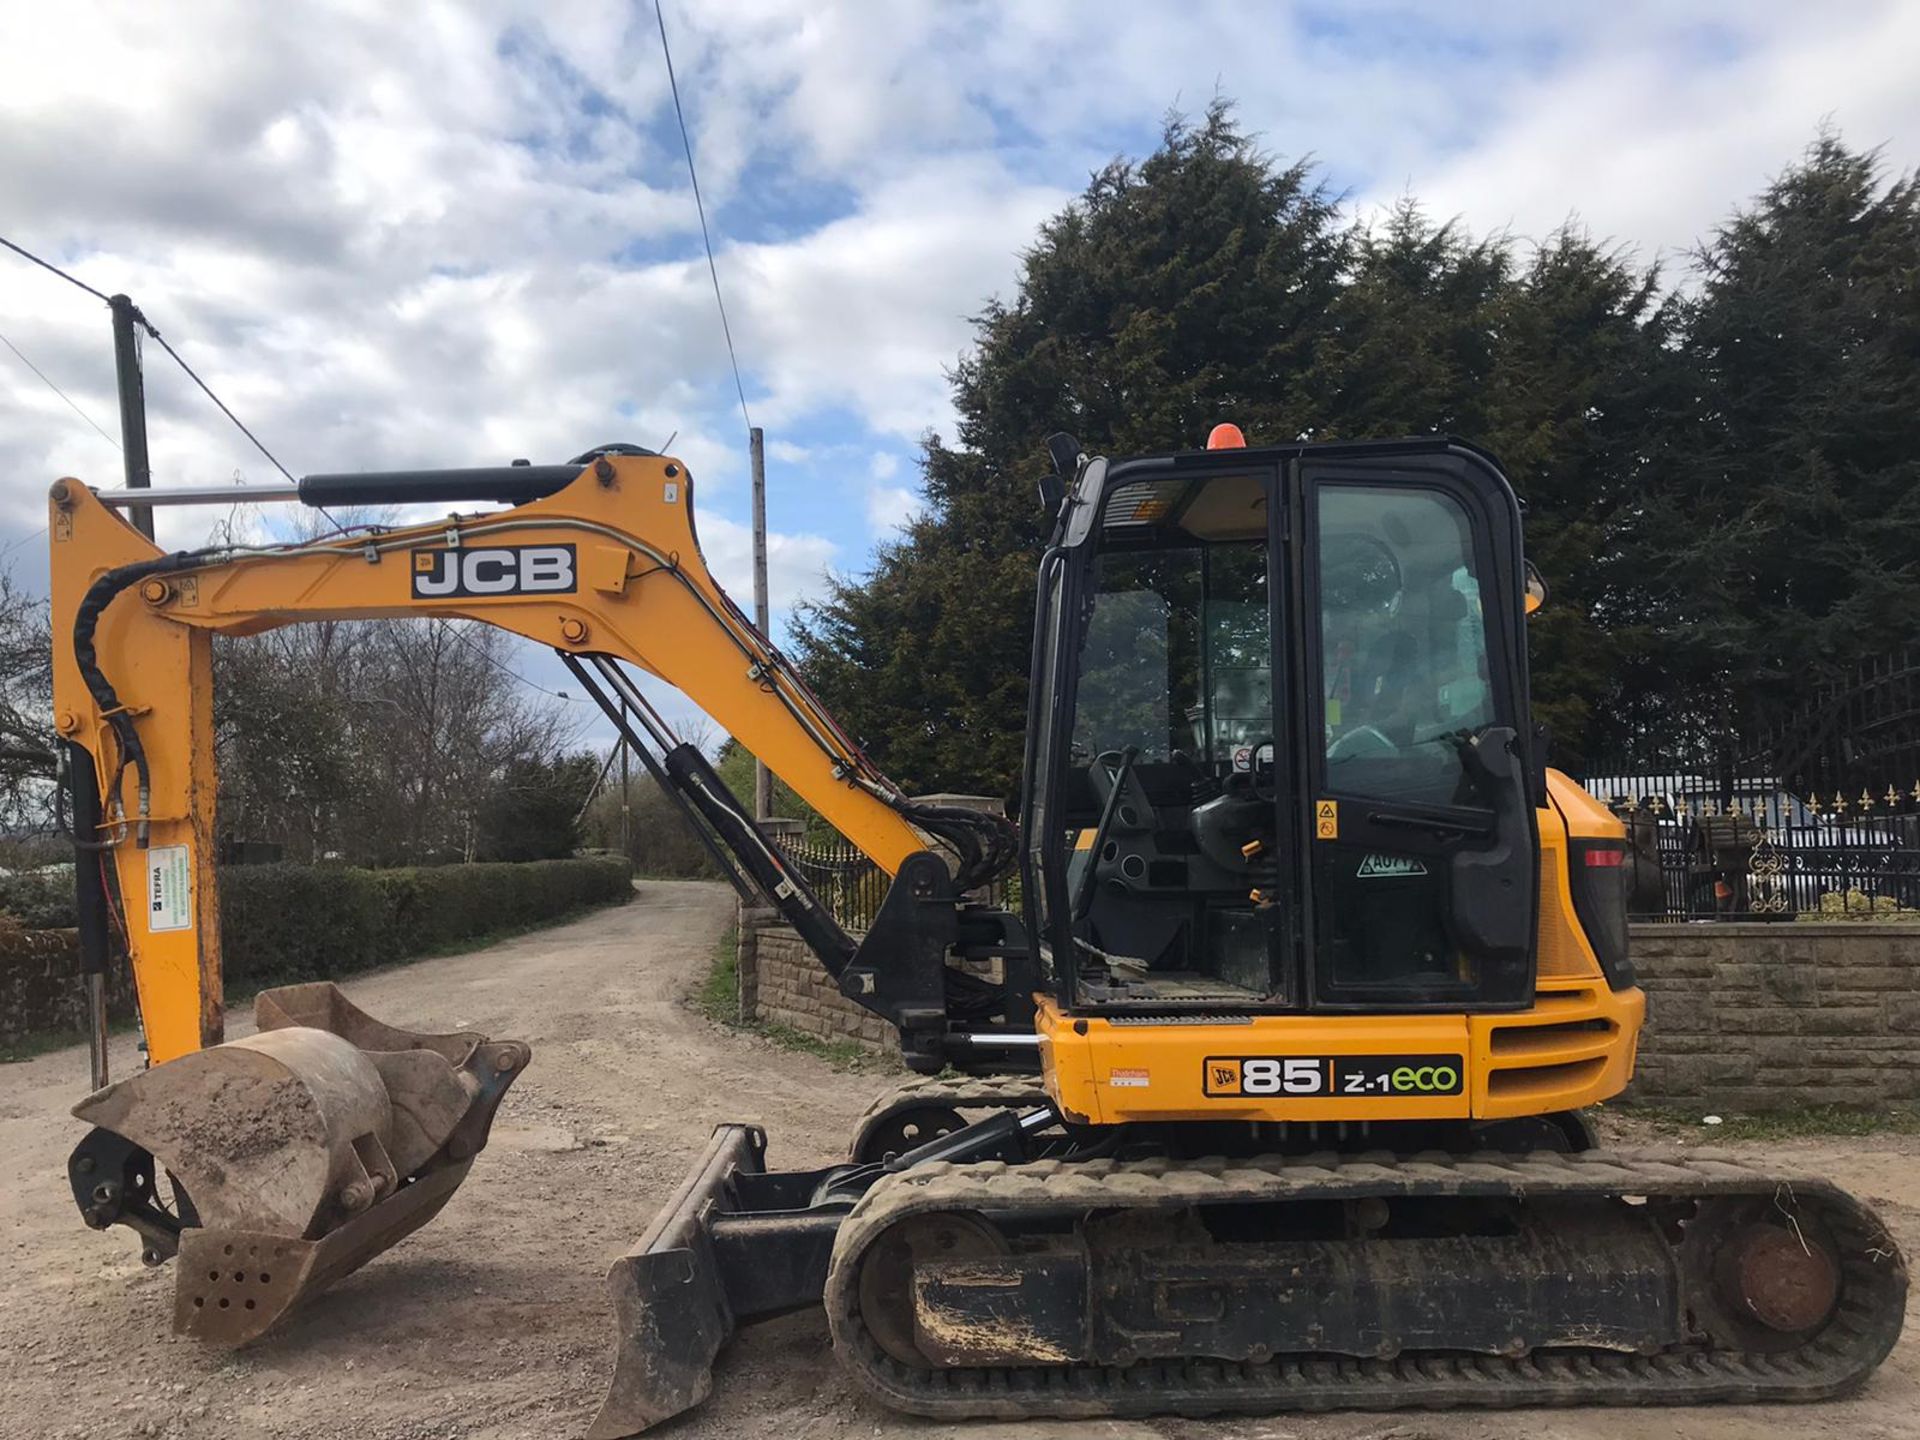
[137,321,297,486]
[0,235,108,303]
[434,618,577,702]
[0,232,301,486]
[0,327,120,449]
[653,0,753,439]
[0,526,49,563]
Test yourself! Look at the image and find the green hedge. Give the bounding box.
[0,868,77,929]
[0,856,632,989]
[219,857,633,986]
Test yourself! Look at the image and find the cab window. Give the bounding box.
[1316,484,1496,809]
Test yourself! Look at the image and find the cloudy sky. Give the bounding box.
[3,1,1916,743]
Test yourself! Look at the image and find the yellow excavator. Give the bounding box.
[49,433,1906,1436]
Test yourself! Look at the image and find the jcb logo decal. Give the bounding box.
[410,545,576,599]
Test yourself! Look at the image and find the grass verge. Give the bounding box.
[0,1027,86,1065]
[696,924,740,1024]
[1617,1102,1920,1142]
[692,922,889,1072]
[754,1021,877,1068]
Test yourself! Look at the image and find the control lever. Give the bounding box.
[1072,747,1138,922]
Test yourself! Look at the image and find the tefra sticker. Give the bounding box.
[1314,799,1338,840]
[146,845,193,933]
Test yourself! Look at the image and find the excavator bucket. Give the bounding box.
[68,981,528,1346]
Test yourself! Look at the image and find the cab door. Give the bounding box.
[1295,451,1538,1010]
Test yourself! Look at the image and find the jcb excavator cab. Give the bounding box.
[1006,438,1636,1138]
[1024,439,1538,1018]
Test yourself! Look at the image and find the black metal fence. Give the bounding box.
[771,829,1017,934]
[773,776,1920,929]
[1586,770,1920,921]
[1763,644,1920,801]
[773,833,889,933]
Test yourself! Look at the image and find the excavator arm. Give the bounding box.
[50,448,989,1061]
[48,446,1022,1358]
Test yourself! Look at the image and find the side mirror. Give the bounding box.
[1040,431,1081,514]
[1524,559,1549,616]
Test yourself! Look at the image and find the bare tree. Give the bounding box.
[0,572,56,833]
[0,508,587,868]
[215,615,581,865]
[670,712,717,754]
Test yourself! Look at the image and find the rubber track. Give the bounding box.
[848,1076,1050,1161]
[824,1148,1908,1418]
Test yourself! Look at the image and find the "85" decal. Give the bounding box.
[1204,1054,1463,1098]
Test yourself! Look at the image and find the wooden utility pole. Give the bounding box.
[109,294,154,540]
[619,697,632,860]
[750,426,773,821]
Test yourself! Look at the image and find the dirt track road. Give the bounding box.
[2,879,1916,1440]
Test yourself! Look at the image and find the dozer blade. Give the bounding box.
[70,981,528,1346]
[589,1125,850,1439]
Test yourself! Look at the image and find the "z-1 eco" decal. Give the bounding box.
[411,545,577,598]
[1204,1053,1464,1098]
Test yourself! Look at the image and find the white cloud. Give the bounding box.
[860,451,924,535]
[693,511,836,615]
[865,484,924,537]
[733,158,1069,439]
[1369,4,1920,268]
[3,0,1918,613]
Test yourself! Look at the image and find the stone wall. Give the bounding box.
[737,909,1920,1112]
[735,904,897,1054]
[1629,922,1920,1111]
[0,928,136,1048]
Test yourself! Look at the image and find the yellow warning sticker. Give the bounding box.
[1314,799,1339,841]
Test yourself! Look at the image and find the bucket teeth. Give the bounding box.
[71,981,528,1345]
[172,1162,473,1345]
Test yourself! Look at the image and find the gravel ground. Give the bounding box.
[1,879,1914,1440]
